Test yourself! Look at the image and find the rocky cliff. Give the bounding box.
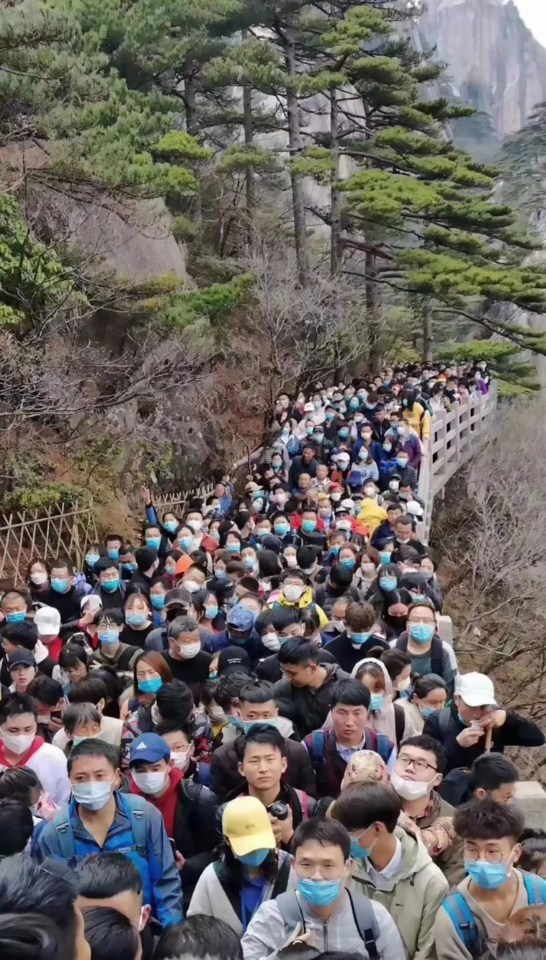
[421,0,546,151]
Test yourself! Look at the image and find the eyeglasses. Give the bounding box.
[397,754,437,774]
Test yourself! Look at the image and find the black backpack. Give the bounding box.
[395,632,444,676]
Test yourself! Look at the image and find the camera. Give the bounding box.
[268,801,290,821]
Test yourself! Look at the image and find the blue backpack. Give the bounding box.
[306,728,392,767]
[52,794,147,866]
[443,873,546,956]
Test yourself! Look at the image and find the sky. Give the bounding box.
[515,0,546,46]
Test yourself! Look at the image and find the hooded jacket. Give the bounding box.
[274,663,350,739]
[350,825,448,960]
[272,587,329,628]
[351,657,415,747]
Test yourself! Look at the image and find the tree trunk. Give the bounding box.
[283,28,310,285]
[422,309,433,362]
[330,90,343,276]
[242,31,255,251]
[184,73,202,233]
[365,251,382,374]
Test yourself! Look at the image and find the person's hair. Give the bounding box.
[0,622,37,650]
[26,556,51,579]
[0,693,38,725]
[63,703,101,736]
[468,754,520,794]
[0,767,41,804]
[279,568,307,585]
[277,638,320,667]
[329,565,354,588]
[0,799,34,855]
[59,645,88,671]
[27,675,63,707]
[92,668,125,711]
[95,557,119,576]
[313,954,363,960]
[271,606,302,630]
[67,738,119,775]
[330,782,401,833]
[411,674,447,700]
[97,609,123,627]
[82,906,140,960]
[235,723,286,762]
[518,830,546,874]
[453,798,525,842]
[407,598,436,617]
[154,914,243,960]
[401,734,447,775]
[75,852,143,898]
[292,818,351,860]
[123,590,151,613]
[0,856,81,960]
[169,615,200,639]
[214,673,249,710]
[66,677,108,706]
[379,648,411,682]
[156,680,194,723]
[239,679,275,705]
[331,678,371,711]
[345,602,375,632]
[132,651,173,696]
[51,557,74,575]
[497,941,546,960]
[354,660,384,686]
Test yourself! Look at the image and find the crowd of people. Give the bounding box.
[0,360,544,960]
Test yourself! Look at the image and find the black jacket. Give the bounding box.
[314,584,361,616]
[323,632,389,674]
[256,648,336,685]
[423,704,545,773]
[218,781,323,851]
[43,586,86,623]
[173,779,219,906]
[211,735,317,800]
[274,663,350,739]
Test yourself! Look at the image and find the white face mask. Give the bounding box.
[71,778,115,811]
[1,729,35,755]
[171,750,191,772]
[132,770,168,796]
[390,769,434,801]
[30,572,48,586]
[262,632,281,652]
[183,580,201,594]
[283,584,304,602]
[285,556,298,568]
[176,641,201,660]
[331,619,345,632]
[395,677,411,693]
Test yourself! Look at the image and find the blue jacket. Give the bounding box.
[205,628,270,664]
[31,792,183,927]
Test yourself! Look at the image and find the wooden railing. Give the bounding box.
[417,383,498,542]
[0,503,99,586]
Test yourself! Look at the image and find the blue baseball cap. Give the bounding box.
[226,605,255,632]
[129,733,170,765]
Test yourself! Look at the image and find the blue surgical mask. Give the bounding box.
[6,612,26,624]
[302,520,317,533]
[86,554,100,567]
[107,549,120,562]
[238,849,271,867]
[379,577,397,591]
[101,579,120,593]
[164,521,178,534]
[151,595,165,610]
[138,677,163,695]
[205,605,219,620]
[99,630,119,646]
[179,536,193,551]
[227,543,241,554]
[370,693,385,712]
[340,557,356,570]
[146,537,161,550]
[464,860,511,890]
[122,562,138,573]
[349,631,371,646]
[126,613,148,628]
[297,877,343,908]
[51,578,69,594]
[350,837,373,859]
[275,524,289,537]
[325,412,334,421]
[215,570,228,580]
[243,557,257,571]
[379,552,391,566]
[396,458,408,469]
[339,429,349,439]
[420,705,438,720]
[410,624,434,644]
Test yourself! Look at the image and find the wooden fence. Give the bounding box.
[0,504,99,586]
[417,383,498,542]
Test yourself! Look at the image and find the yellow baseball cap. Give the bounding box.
[222,796,276,856]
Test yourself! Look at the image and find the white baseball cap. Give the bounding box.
[455,672,497,708]
[33,605,61,636]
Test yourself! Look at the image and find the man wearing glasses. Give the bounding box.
[391,735,463,885]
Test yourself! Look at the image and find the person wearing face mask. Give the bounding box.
[161,615,211,703]
[363,562,401,611]
[273,569,329,629]
[91,611,141,675]
[0,691,70,804]
[274,638,350,739]
[120,592,155,649]
[127,732,218,909]
[423,672,545,775]
[142,523,169,562]
[91,557,126,612]
[434,801,546,959]
[27,557,51,599]
[390,735,464,886]
[32,738,183,928]
[392,600,457,695]
[314,564,361,618]
[256,607,335,685]
[356,484,387,537]
[118,651,174,724]
[44,559,90,623]
[353,656,415,750]
[128,547,160,599]
[140,485,181,545]
[55,702,123,758]
[325,602,388,672]
[397,673,448,733]
[330,783,447,960]
[189,796,293,936]
[206,604,269,663]
[242,818,403,960]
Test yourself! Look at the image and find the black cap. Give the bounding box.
[218,646,251,677]
[7,649,36,669]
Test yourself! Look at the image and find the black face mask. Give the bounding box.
[386,614,407,629]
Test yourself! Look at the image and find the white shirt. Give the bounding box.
[368,837,403,891]
[0,741,70,806]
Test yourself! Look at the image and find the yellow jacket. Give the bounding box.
[274,586,329,628]
[406,401,431,441]
[357,500,387,536]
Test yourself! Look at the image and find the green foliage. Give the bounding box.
[438,341,540,395]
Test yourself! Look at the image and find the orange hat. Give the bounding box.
[175,554,194,577]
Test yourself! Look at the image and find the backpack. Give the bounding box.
[306,729,392,767]
[53,794,147,866]
[276,889,379,960]
[443,873,546,957]
[395,633,444,678]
